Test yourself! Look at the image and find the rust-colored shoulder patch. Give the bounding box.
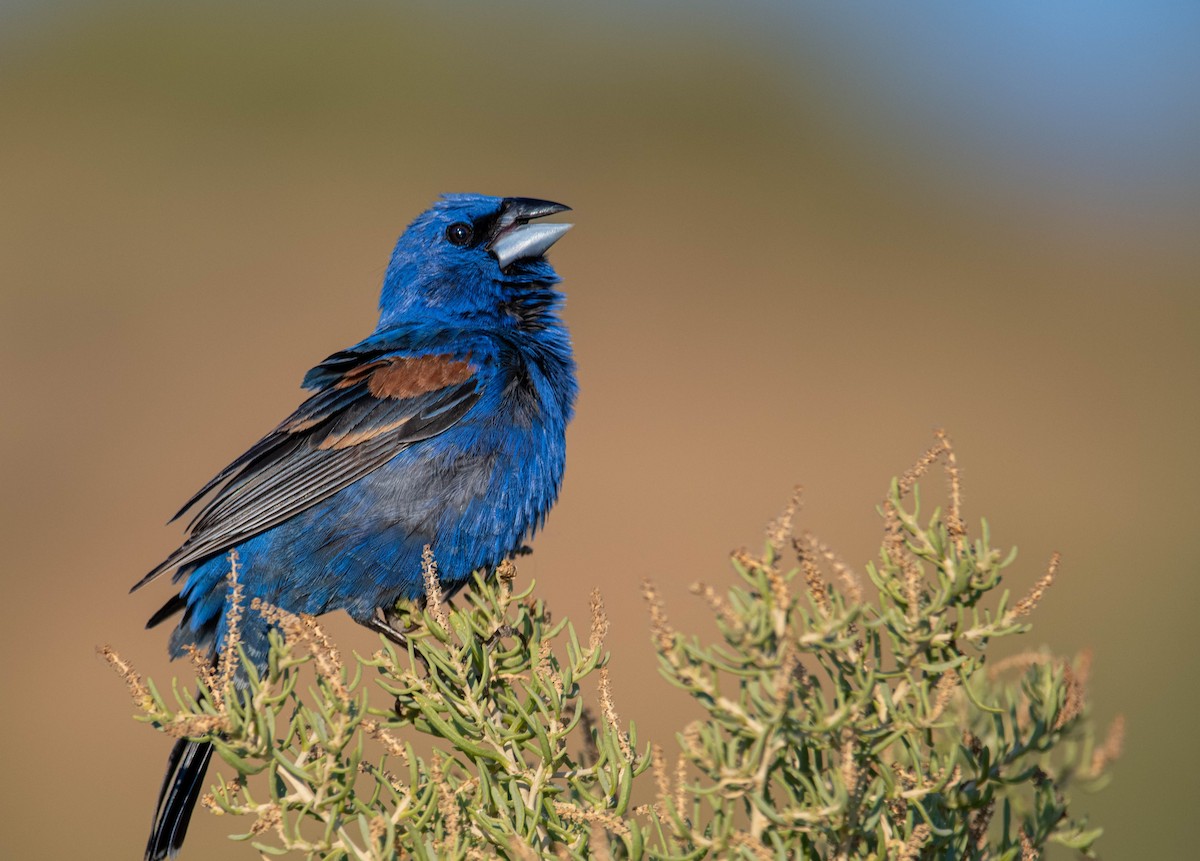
[366,354,475,400]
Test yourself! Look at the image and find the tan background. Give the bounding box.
[2,3,1197,858]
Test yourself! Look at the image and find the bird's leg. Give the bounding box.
[483,623,523,650]
[362,609,432,679]
[360,608,416,648]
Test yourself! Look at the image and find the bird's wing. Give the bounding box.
[132,343,482,591]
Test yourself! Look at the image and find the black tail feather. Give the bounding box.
[145,738,214,861]
[146,593,187,629]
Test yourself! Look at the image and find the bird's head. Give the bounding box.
[377,194,572,330]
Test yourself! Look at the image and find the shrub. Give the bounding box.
[106,433,1120,859]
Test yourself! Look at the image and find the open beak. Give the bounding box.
[488,197,573,269]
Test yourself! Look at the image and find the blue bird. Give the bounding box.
[131,195,576,860]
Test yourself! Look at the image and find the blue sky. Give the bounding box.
[4,0,1197,214]
[764,2,1200,202]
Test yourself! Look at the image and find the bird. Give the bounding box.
[131,194,576,860]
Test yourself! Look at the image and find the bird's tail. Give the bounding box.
[145,738,214,861]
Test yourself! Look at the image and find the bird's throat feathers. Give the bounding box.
[377,258,565,330]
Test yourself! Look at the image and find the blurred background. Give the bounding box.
[2,1,1197,857]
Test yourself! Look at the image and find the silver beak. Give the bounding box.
[489,222,573,269]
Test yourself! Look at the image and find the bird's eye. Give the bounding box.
[445,222,473,246]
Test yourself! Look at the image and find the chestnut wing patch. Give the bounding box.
[317,355,476,450]
[366,355,475,399]
[133,350,482,591]
[331,354,474,399]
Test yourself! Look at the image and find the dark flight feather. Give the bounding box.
[131,351,480,593]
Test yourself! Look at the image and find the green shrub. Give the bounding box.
[106,434,1120,859]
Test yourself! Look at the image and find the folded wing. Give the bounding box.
[132,344,481,591]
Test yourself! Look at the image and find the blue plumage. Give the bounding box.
[134,194,576,860]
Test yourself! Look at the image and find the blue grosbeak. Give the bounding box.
[132,194,576,859]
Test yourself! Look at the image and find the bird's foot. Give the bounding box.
[484,623,526,652]
[364,610,432,678]
[361,609,416,649]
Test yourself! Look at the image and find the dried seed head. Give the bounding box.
[430,757,461,846]
[361,719,411,765]
[674,750,689,816]
[1089,714,1126,776]
[1055,659,1086,730]
[839,728,859,797]
[162,714,229,739]
[182,643,221,709]
[934,429,966,547]
[248,803,282,837]
[968,800,994,850]
[550,802,630,837]
[766,486,803,551]
[800,532,863,604]
[1075,647,1094,688]
[1013,553,1060,618]
[690,580,742,630]
[98,645,152,711]
[794,538,832,615]
[216,551,245,696]
[641,579,676,652]
[496,558,517,606]
[899,823,932,861]
[421,545,447,629]
[368,815,387,844]
[766,564,791,617]
[651,743,670,815]
[598,665,632,759]
[928,672,960,722]
[253,597,348,702]
[588,588,609,652]
[536,638,565,700]
[1019,829,1040,861]
[680,722,705,763]
[898,439,946,497]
